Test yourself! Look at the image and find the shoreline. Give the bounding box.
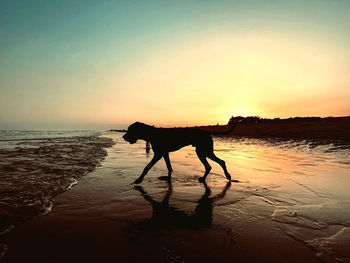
[0,134,115,260]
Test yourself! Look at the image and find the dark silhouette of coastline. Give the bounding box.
[198,116,350,142]
[111,116,350,141]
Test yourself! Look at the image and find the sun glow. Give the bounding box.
[1,1,350,129]
[107,31,349,126]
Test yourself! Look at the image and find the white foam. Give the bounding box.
[66,178,78,190]
[43,204,53,215]
[0,225,14,235]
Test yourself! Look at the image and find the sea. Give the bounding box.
[0,130,114,238]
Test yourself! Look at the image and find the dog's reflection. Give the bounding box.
[124,182,231,242]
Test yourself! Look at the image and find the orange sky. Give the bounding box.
[90,32,350,127]
[1,1,349,129]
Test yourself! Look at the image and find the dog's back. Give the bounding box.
[150,127,212,152]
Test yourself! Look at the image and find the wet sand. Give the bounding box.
[2,133,350,263]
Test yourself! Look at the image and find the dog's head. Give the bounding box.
[123,122,149,144]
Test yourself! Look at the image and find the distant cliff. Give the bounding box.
[197,116,350,142]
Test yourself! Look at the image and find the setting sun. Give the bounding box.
[108,32,349,126]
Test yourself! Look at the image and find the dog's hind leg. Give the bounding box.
[133,154,162,184]
[207,152,231,180]
[163,153,173,176]
[196,148,212,183]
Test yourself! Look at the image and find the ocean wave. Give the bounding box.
[0,135,114,238]
[0,130,100,141]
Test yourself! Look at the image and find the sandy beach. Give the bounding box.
[2,132,350,263]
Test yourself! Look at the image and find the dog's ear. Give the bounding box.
[135,121,147,126]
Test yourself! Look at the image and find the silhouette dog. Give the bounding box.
[123,122,235,184]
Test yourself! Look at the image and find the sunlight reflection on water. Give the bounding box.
[104,132,350,262]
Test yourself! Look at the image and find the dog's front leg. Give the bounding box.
[133,154,162,184]
[163,153,173,175]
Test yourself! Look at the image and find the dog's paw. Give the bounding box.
[230,179,240,183]
[198,177,206,183]
[157,176,169,181]
[133,178,143,184]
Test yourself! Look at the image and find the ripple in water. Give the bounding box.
[0,133,114,237]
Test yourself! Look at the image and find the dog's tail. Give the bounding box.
[210,121,235,135]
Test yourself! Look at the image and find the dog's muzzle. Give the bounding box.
[123,134,137,144]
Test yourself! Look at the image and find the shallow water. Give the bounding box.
[2,131,350,262]
[0,131,114,236]
[99,132,350,262]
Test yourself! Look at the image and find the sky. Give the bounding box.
[0,0,349,129]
